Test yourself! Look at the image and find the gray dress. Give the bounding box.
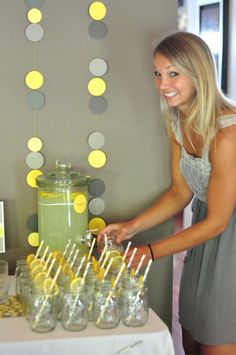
[174,115,236,345]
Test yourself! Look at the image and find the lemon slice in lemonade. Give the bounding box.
[30,258,45,269]
[43,277,59,295]
[26,253,36,265]
[107,250,120,259]
[34,271,48,288]
[111,255,124,269]
[31,264,44,279]
[62,262,75,279]
[70,277,83,292]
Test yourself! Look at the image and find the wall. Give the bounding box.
[0,0,177,328]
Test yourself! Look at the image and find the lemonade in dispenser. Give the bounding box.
[36,161,90,254]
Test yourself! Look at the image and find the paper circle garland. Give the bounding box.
[88,150,107,168]
[26,169,43,188]
[26,90,45,110]
[27,8,42,24]
[27,137,43,152]
[89,2,106,21]
[88,178,105,197]
[88,197,105,215]
[88,96,108,114]
[28,232,39,247]
[25,0,45,8]
[88,131,105,149]
[89,58,107,77]
[88,21,108,39]
[26,152,44,169]
[88,217,106,235]
[88,77,106,96]
[27,214,38,232]
[25,70,44,90]
[25,23,44,42]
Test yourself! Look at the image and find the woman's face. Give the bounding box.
[153,52,195,114]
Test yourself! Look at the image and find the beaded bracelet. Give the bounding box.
[148,244,154,261]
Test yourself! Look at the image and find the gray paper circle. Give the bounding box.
[89,58,108,77]
[25,0,45,8]
[88,178,105,197]
[88,21,108,39]
[25,24,44,42]
[26,152,44,169]
[88,131,105,149]
[27,91,45,110]
[27,214,38,232]
[88,198,105,215]
[89,96,108,114]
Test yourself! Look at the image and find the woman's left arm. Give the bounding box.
[151,125,236,260]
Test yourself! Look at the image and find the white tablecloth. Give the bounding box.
[0,276,175,355]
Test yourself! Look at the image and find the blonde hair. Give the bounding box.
[154,31,236,150]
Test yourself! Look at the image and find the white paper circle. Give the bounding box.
[89,58,107,77]
[26,151,44,169]
[25,23,44,42]
[88,198,105,215]
[88,131,105,149]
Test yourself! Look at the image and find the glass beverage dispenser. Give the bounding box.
[36,161,90,254]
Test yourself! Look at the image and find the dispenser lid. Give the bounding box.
[36,160,90,187]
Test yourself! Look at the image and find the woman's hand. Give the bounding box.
[97,220,138,244]
[125,245,153,269]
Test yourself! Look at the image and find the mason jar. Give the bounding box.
[15,260,28,301]
[119,276,148,327]
[60,285,88,331]
[93,279,120,329]
[28,287,58,333]
[85,268,97,321]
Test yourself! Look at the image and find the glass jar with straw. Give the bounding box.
[119,276,148,327]
[93,278,120,329]
[60,283,88,331]
[28,286,58,333]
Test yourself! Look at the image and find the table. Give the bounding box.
[0,277,175,355]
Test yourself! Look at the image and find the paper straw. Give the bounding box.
[45,258,56,278]
[127,248,137,269]
[63,239,71,257]
[42,252,52,271]
[103,257,114,280]
[87,237,96,261]
[98,243,107,264]
[67,243,76,263]
[104,234,108,248]
[35,240,44,258]
[96,263,126,326]
[123,241,131,260]
[75,255,86,277]
[32,265,62,330]
[141,259,153,285]
[40,245,49,263]
[70,249,79,268]
[100,251,110,270]
[134,255,146,276]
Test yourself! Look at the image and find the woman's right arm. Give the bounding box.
[97,135,193,244]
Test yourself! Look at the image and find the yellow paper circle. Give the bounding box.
[74,194,87,214]
[27,8,42,24]
[88,78,106,96]
[88,217,106,235]
[26,169,42,188]
[28,232,39,247]
[88,150,106,168]
[89,2,106,20]
[25,70,44,90]
[27,137,43,152]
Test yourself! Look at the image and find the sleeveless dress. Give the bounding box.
[174,114,236,345]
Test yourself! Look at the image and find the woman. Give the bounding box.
[97,32,236,354]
